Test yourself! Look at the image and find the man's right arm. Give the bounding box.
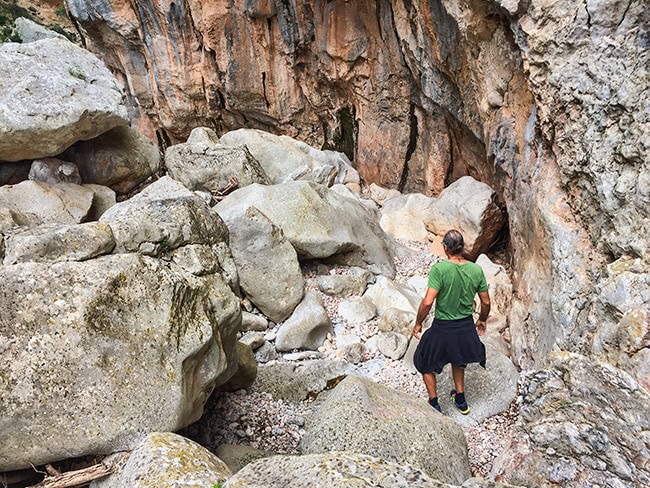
[476,290,490,336]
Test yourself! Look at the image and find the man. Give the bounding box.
[412,229,490,414]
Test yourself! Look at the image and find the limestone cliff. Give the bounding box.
[65,0,649,374]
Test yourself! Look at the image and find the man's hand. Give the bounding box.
[412,323,423,339]
[475,320,486,336]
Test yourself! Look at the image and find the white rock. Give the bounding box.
[364,276,421,315]
[476,254,513,317]
[380,193,436,242]
[369,183,401,206]
[275,291,332,352]
[376,332,410,360]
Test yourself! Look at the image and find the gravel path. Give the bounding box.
[203,237,518,477]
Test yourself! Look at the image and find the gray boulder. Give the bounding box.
[492,353,650,487]
[315,273,368,297]
[14,18,66,43]
[301,375,471,484]
[380,193,436,242]
[476,254,512,317]
[85,184,117,220]
[63,126,161,194]
[0,253,241,471]
[220,128,359,186]
[28,158,82,185]
[220,342,258,392]
[337,297,377,324]
[216,181,396,277]
[91,433,231,488]
[376,332,409,360]
[0,181,95,226]
[166,127,270,192]
[2,222,115,265]
[241,311,269,331]
[423,176,505,260]
[218,205,303,322]
[369,183,401,206]
[100,176,229,256]
[254,341,279,363]
[275,291,332,352]
[222,451,449,488]
[378,307,416,336]
[253,359,348,401]
[215,444,276,474]
[436,344,519,425]
[364,276,421,315]
[0,38,127,162]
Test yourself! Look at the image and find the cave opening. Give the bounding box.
[322,106,358,164]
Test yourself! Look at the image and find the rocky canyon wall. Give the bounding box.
[65,0,649,373]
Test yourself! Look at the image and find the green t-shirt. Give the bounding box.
[428,260,488,320]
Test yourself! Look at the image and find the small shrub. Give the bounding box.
[68,64,87,81]
[55,4,66,17]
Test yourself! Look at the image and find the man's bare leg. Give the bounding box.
[451,365,465,393]
[422,372,438,399]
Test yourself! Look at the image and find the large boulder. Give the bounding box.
[14,17,67,43]
[0,38,127,162]
[2,222,115,265]
[423,177,505,260]
[63,126,161,194]
[492,353,650,487]
[363,276,421,316]
[0,252,240,470]
[28,158,82,185]
[275,291,332,352]
[0,181,95,226]
[475,254,512,318]
[166,127,270,192]
[380,193,436,242]
[218,204,303,322]
[219,342,258,392]
[222,451,449,488]
[253,359,349,401]
[216,181,396,276]
[301,375,472,484]
[215,444,276,474]
[91,433,231,488]
[436,344,519,425]
[220,128,359,186]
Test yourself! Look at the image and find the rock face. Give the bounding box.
[380,194,435,242]
[492,353,650,487]
[222,451,449,488]
[0,38,127,161]
[301,375,472,484]
[275,291,332,352]
[166,127,270,192]
[217,204,303,322]
[62,126,161,194]
[92,432,231,488]
[216,181,396,277]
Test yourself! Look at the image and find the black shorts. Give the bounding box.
[413,316,486,374]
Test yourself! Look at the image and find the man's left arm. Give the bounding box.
[412,288,439,339]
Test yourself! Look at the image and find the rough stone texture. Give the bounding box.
[216,181,396,277]
[475,254,512,318]
[364,276,421,316]
[275,291,332,352]
[380,194,436,242]
[378,308,416,337]
[219,128,359,186]
[166,127,270,192]
[436,344,519,426]
[28,158,82,185]
[314,273,367,297]
[369,183,402,206]
[590,256,650,391]
[85,184,117,220]
[217,204,304,322]
[100,176,230,257]
[0,38,127,162]
[0,181,95,226]
[220,342,258,392]
[91,432,231,488]
[492,353,650,487]
[376,332,409,360]
[423,176,505,260]
[254,341,278,363]
[14,17,67,43]
[62,126,161,194]
[2,222,115,265]
[0,161,31,186]
[0,252,240,470]
[240,332,265,351]
[215,444,276,474]
[223,451,451,488]
[338,297,377,325]
[301,375,471,484]
[253,359,348,402]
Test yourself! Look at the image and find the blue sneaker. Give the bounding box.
[428,397,442,413]
[450,390,470,415]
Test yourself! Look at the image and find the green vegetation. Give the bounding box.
[51,23,76,42]
[0,1,35,43]
[55,4,67,17]
[68,64,87,81]
[211,484,223,488]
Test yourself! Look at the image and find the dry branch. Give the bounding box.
[27,463,111,488]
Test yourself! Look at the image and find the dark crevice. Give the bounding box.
[584,0,592,30]
[261,72,270,108]
[444,126,455,187]
[375,1,384,41]
[156,128,172,153]
[321,107,358,164]
[615,0,632,30]
[398,103,418,192]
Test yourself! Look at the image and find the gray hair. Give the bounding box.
[442,229,464,255]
